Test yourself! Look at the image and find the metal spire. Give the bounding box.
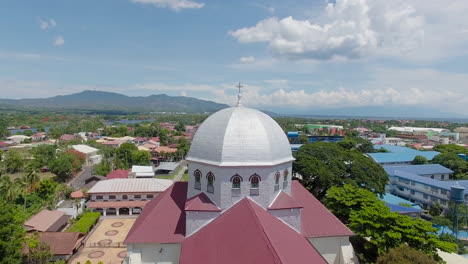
[236,82,243,106]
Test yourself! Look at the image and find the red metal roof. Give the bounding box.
[70,189,85,199]
[268,191,303,210]
[291,181,354,237]
[185,193,221,212]
[180,198,326,264]
[88,200,149,208]
[106,169,130,179]
[124,182,187,244]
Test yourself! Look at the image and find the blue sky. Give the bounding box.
[1,0,468,116]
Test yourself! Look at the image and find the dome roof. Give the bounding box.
[186,106,294,166]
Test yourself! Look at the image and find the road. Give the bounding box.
[173,165,187,182]
[68,165,93,189]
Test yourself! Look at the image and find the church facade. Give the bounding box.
[124,104,357,264]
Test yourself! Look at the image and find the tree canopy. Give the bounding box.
[412,155,429,165]
[293,142,388,199]
[0,201,25,264]
[325,184,457,262]
[432,152,467,179]
[376,245,437,264]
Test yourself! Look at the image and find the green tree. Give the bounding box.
[93,160,111,176]
[4,150,24,173]
[36,178,58,199]
[433,144,468,156]
[25,232,52,264]
[432,153,467,179]
[429,202,442,216]
[349,202,456,261]
[176,137,190,158]
[115,143,138,169]
[0,201,25,264]
[30,144,57,169]
[0,149,3,161]
[325,184,381,223]
[0,176,18,201]
[131,150,151,166]
[412,155,429,165]
[376,244,437,264]
[49,153,79,182]
[337,139,356,150]
[294,142,388,199]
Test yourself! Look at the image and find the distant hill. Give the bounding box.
[0,90,230,113]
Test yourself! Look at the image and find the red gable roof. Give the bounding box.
[124,182,187,244]
[291,181,354,237]
[106,169,130,179]
[59,134,75,141]
[185,193,221,212]
[268,191,303,210]
[180,198,326,264]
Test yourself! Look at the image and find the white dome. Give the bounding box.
[186,106,294,166]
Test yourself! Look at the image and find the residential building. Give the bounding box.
[24,209,70,232]
[71,144,102,165]
[6,135,31,144]
[129,165,155,178]
[124,105,357,264]
[87,178,173,216]
[23,232,85,262]
[107,169,131,179]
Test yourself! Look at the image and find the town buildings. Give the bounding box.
[71,144,103,165]
[123,104,357,264]
[367,144,440,165]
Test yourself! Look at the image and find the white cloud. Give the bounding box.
[130,0,204,11]
[38,18,56,30]
[54,35,65,46]
[230,0,468,61]
[239,56,255,63]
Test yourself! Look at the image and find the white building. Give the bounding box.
[87,178,173,215]
[129,165,155,178]
[71,144,102,165]
[7,135,31,144]
[123,102,357,264]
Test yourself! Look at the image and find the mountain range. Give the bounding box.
[0,90,229,113]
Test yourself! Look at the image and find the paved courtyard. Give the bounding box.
[70,218,136,264]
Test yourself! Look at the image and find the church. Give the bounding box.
[124,92,358,264]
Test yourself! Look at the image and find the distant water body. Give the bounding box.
[280,114,468,123]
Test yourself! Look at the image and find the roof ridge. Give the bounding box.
[245,198,283,264]
[219,108,235,165]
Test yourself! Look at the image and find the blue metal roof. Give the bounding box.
[385,203,424,213]
[290,144,303,151]
[368,151,440,163]
[381,193,422,209]
[374,144,419,153]
[384,164,453,176]
[393,170,468,194]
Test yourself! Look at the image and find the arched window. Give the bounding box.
[274,172,280,192]
[194,169,202,190]
[207,172,214,194]
[231,175,242,197]
[250,174,260,196]
[283,169,289,188]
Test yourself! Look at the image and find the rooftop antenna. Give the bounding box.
[236,82,243,106]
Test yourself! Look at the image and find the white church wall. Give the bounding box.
[185,211,220,236]
[187,161,292,210]
[127,243,181,264]
[268,208,302,232]
[308,236,357,264]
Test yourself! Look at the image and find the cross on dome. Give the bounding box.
[236,82,243,106]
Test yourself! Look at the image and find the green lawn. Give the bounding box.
[155,174,175,180]
[181,173,188,182]
[67,212,101,233]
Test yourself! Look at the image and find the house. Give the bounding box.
[154,162,179,175]
[59,134,77,142]
[87,178,173,216]
[31,132,47,142]
[123,105,357,264]
[71,144,102,165]
[24,232,85,262]
[6,135,31,144]
[129,165,155,178]
[107,169,131,179]
[24,209,70,232]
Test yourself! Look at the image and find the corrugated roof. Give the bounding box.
[393,170,468,193]
[87,178,173,194]
[106,169,130,179]
[384,164,453,176]
[268,192,303,210]
[156,162,179,171]
[180,198,326,264]
[71,144,98,154]
[380,193,422,209]
[88,200,149,208]
[291,181,354,238]
[125,182,187,244]
[185,193,221,212]
[385,203,424,214]
[368,151,440,163]
[24,209,70,232]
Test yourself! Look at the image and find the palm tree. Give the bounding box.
[16,168,39,209]
[0,175,18,201]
